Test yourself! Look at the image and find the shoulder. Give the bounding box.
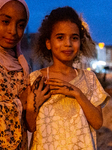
[30,67,48,85]
[30,70,42,85]
[78,69,98,82]
[77,69,96,76]
[80,69,96,77]
[30,69,42,77]
[40,67,47,76]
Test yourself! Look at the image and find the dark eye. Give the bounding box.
[2,20,9,25]
[72,36,78,40]
[18,23,26,29]
[57,36,63,40]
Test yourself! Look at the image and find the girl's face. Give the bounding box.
[46,21,80,64]
[0,1,27,49]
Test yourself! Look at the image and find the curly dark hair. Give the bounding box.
[34,6,96,62]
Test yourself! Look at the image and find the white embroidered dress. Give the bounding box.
[30,69,109,150]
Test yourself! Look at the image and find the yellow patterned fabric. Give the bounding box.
[30,69,109,150]
[0,65,29,150]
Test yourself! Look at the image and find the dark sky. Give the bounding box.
[25,0,112,46]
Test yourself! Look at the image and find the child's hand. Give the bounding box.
[26,75,51,132]
[46,78,81,98]
[19,86,29,110]
[27,76,51,112]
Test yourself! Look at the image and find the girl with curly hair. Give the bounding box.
[27,6,110,150]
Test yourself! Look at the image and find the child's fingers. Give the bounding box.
[47,79,75,92]
[42,84,50,95]
[31,76,50,100]
[44,92,51,100]
[31,75,42,91]
[38,77,45,91]
[50,89,60,95]
[46,79,64,87]
[46,78,62,83]
[50,83,75,97]
[38,92,51,108]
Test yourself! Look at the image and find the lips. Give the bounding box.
[5,38,17,44]
[62,50,73,55]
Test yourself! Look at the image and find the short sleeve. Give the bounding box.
[30,70,42,86]
[90,72,110,108]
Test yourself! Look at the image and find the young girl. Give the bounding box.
[27,6,110,150]
[0,0,30,149]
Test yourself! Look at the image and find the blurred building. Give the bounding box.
[91,43,112,73]
[21,33,49,71]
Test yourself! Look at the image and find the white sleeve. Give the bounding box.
[30,70,42,86]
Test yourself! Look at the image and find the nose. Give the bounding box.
[64,37,72,47]
[7,23,17,35]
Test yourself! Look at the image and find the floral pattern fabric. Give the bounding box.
[30,69,110,150]
[0,65,29,150]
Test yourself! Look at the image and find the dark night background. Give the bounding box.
[25,0,112,46]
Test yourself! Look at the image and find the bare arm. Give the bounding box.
[72,89,103,130]
[46,78,103,130]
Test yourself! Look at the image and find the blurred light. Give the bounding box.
[87,67,91,71]
[90,60,106,73]
[92,64,97,69]
[98,61,106,65]
[98,42,105,49]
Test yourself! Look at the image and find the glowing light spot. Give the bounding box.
[87,67,91,71]
[98,43,105,49]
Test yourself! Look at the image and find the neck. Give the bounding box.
[0,46,16,57]
[50,61,74,75]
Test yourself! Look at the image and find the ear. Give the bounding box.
[46,39,51,50]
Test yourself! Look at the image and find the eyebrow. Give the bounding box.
[0,14,11,18]
[0,14,27,22]
[56,33,80,36]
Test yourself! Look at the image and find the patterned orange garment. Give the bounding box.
[0,65,29,150]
